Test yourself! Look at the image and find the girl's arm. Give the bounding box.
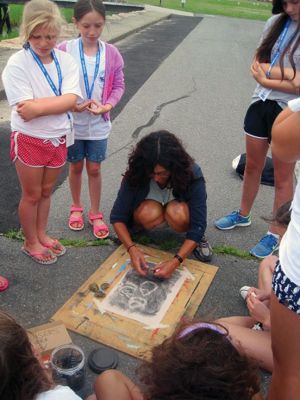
[17,94,77,121]
[251,61,300,95]
[259,63,300,83]
[272,104,300,162]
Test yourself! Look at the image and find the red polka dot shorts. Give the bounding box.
[10,132,67,168]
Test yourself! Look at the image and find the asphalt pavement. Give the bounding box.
[0,6,272,397]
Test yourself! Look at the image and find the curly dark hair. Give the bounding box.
[125,130,195,192]
[256,4,300,80]
[0,311,52,400]
[138,321,261,400]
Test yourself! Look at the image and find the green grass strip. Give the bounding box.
[2,230,257,259]
[213,244,256,260]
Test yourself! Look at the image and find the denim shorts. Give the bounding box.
[67,139,107,163]
[272,260,300,315]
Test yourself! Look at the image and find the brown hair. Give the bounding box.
[138,321,261,400]
[256,8,300,80]
[74,0,106,22]
[0,311,52,400]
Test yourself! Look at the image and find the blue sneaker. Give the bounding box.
[249,234,279,259]
[214,210,251,230]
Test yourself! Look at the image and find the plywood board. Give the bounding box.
[52,244,218,360]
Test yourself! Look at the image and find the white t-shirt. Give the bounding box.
[64,38,111,140]
[279,98,300,285]
[36,385,82,400]
[2,48,82,139]
[288,97,300,112]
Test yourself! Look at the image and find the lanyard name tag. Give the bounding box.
[258,87,272,102]
[66,115,74,147]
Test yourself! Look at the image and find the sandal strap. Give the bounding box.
[70,206,84,213]
[89,212,103,221]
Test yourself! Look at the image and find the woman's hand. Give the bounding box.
[87,100,112,115]
[251,61,267,86]
[73,100,92,113]
[154,258,179,279]
[129,246,148,276]
[247,292,271,330]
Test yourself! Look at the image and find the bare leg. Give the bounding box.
[15,161,57,262]
[93,370,144,400]
[15,161,43,252]
[36,166,63,244]
[269,153,294,236]
[240,136,269,216]
[268,292,300,399]
[133,200,165,229]
[165,200,189,232]
[216,317,273,372]
[69,160,84,229]
[86,160,107,237]
[258,255,278,296]
[87,160,101,214]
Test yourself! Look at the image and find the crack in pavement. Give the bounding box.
[109,80,197,158]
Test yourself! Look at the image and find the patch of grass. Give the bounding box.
[0,5,74,40]
[2,229,24,241]
[213,244,255,260]
[159,238,180,250]
[2,230,111,247]
[0,28,19,41]
[129,0,272,21]
[60,238,111,247]
[132,233,180,250]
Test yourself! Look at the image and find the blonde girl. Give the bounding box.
[58,0,125,239]
[2,0,82,264]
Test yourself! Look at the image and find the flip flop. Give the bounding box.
[21,247,57,265]
[41,239,66,257]
[0,276,9,292]
[69,205,84,231]
[88,212,109,239]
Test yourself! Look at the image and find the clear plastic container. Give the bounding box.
[50,344,86,391]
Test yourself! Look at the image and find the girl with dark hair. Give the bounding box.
[215,1,300,259]
[91,321,262,400]
[0,310,81,400]
[110,130,211,279]
[58,0,124,239]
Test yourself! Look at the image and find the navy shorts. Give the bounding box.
[244,100,283,143]
[67,139,107,163]
[272,260,300,315]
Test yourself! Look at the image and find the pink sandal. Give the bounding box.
[21,247,57,265]
[69,206,84,231]
[88,212,109,239]
[0,275,9,292]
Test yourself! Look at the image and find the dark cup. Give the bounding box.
[50,344,86,391]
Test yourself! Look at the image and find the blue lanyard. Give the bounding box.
[267,18,291,78]
[29,48,62,96]
[79,38,100,99]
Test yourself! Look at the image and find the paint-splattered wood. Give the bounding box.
[52,244,218,360]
